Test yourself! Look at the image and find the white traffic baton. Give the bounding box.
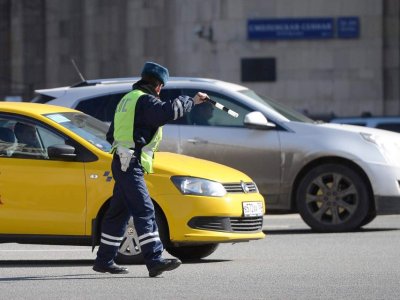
[205,97,239,118]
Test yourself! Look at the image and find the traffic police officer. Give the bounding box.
[93,62,208,277]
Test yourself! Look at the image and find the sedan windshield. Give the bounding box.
[240,89,314,123]
[44,112,112,152]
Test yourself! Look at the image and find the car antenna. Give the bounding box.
[70,58,86,82]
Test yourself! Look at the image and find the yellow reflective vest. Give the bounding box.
[111,89,162,173]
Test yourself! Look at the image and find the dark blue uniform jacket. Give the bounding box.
[107,80,194,151]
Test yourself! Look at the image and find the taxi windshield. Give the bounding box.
[44,112,111,152]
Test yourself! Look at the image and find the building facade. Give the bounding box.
[1,0,399,118]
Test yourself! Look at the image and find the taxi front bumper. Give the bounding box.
[155,192,266,244]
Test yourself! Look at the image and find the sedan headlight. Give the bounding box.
[171,176,227,197]
[361,132,400,165]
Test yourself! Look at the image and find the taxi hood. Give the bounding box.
[152,152,253,183]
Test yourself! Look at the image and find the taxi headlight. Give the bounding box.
[171,176,226,197]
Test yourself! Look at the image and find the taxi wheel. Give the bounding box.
[296,163,370,232]
[115,217,144,265]
[166,244,219,261]
[115,206,169,265]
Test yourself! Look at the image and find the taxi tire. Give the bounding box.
[166,243,219,261]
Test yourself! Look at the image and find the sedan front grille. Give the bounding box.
[188,216,263,233]
[222,182,258,193]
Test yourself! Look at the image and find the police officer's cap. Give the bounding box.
[141,62,169,85]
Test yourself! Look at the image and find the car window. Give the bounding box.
[0,119,16,157]
[376,123,400,133]
[45,112,111,152]
[182,89,252,127]
[75,93,126,123]
[241,89,314,123]
[0,116,66,159]
[77,90,191,125]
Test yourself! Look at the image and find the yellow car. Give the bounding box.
[0,102,265,263]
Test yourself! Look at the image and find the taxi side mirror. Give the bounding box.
[48,144,77,160]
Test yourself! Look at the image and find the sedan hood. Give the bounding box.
[320,122,400,138]
[153,152,252,182]
[283,120,400,141]
[278,120,400,167]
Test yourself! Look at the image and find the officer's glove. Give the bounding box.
[193,92,208,105]
[117,146,135,172]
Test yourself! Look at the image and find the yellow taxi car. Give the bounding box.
[0,102,265,263]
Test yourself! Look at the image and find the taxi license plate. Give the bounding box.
[242,202,263,217]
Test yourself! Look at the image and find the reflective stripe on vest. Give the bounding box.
[112,89,162,173]
[140,127,162,174]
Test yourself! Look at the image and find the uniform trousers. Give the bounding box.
[95,154,164,269]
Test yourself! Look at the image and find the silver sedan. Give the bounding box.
[159,79,400,232]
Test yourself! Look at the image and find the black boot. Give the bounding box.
[148,258,182,277]
[93,263,129,274]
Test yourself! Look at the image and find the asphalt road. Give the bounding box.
[1,214,400,300]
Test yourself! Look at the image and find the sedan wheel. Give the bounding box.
[296,164,370,232]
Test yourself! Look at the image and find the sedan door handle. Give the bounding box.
[186,138,208,144]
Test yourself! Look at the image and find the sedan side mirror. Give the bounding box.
[244,111,276,129]
[48,144,77,160]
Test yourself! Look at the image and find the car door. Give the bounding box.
[159,88,186,153]
[0,115,87,235]
[161,89,282,205]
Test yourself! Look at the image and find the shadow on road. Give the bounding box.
[0,258,230,282]
[0,258,230,268]
[0,259,94,268]
[0,273,150,282]
[263,227,400,235]
[179,259,231,264]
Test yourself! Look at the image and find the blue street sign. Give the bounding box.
[337,17,360,38]
[248,18,334,40]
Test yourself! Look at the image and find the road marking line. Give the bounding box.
[0,249,87,252]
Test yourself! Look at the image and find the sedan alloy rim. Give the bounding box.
[305,173,358,225]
